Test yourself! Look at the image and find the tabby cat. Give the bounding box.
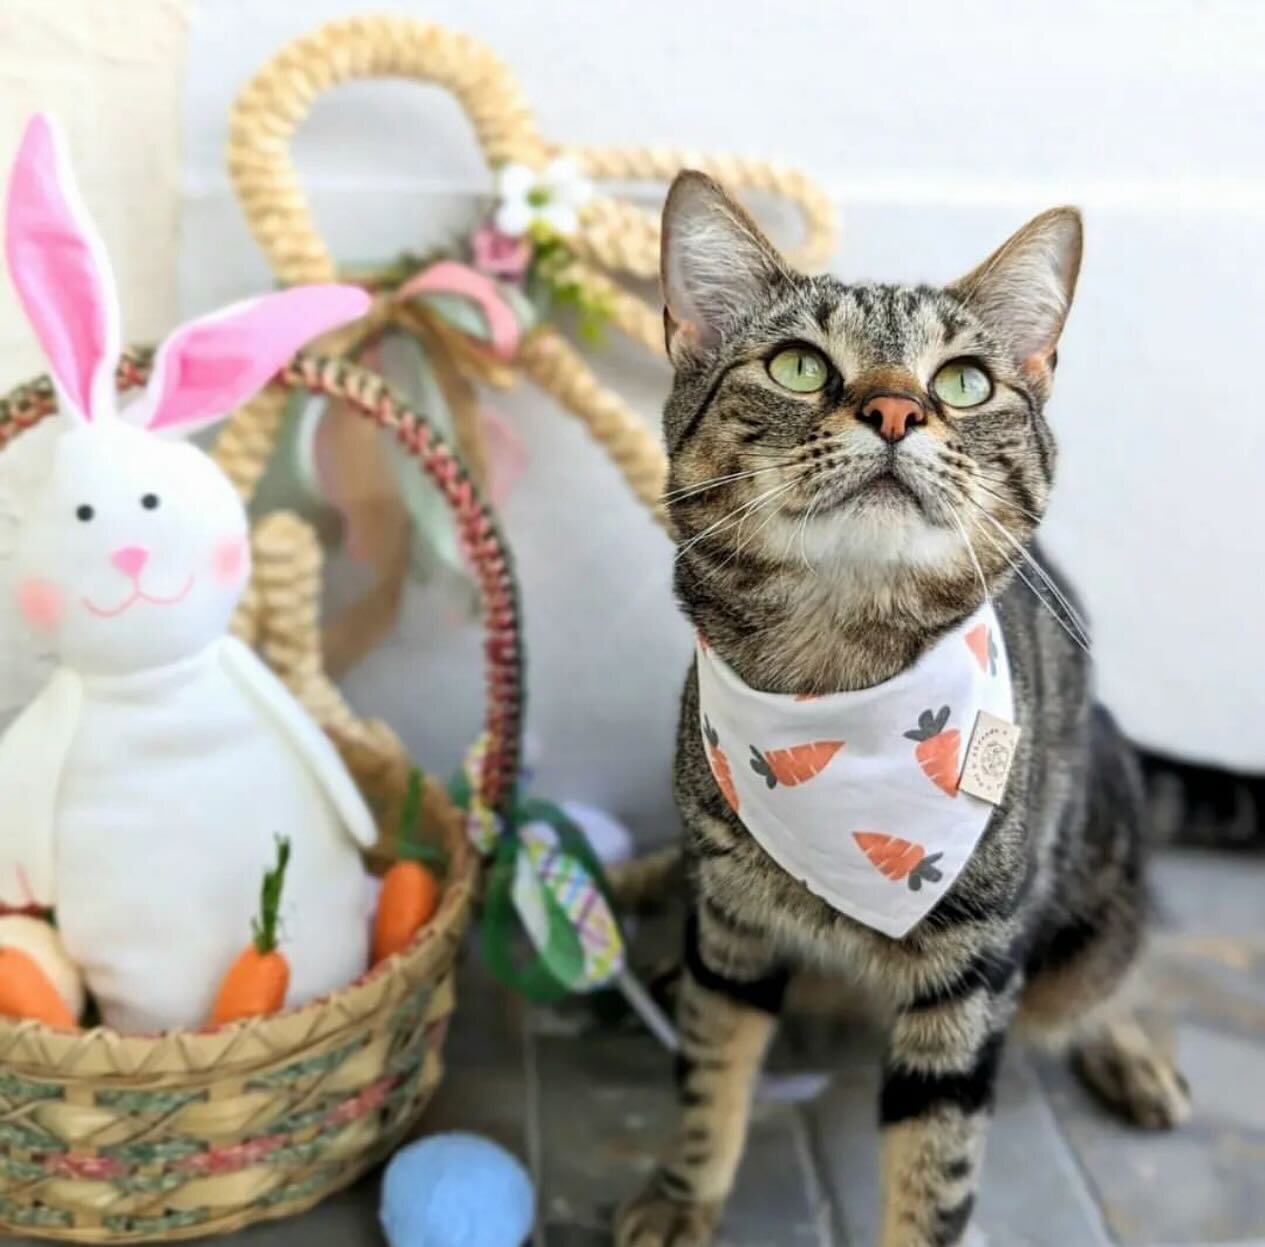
[615,174,1198,1247]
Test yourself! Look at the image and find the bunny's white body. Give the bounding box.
[0,114,378,1032]
[51,637,374,1033]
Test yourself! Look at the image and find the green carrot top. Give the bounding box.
[251,836,292,955]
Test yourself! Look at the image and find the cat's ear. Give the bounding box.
[661,171,792,362]
[951,207,1082,393]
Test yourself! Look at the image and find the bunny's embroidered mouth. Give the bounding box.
[83,575,195,619]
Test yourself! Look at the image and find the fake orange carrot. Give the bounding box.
[210,837,291,1025]
[372,860,441,964]
[0,946,76,1029]
[371,770,446,966]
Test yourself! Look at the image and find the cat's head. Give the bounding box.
[660,172,1080,642]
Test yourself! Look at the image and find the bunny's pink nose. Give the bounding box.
[111,546,150,578]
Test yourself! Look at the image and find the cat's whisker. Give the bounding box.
[731,479,802,558]
[727,444,806,459]
[674,494,774,565]
[898,468,995,606]
[959,508,1091,653]
[958,474,1044,526]
[945,507,991,609]
[734,482,801,559]
[660,463,790,504]
[963,500,1092,646]
[708,470,804,579]
[697,478,805,584]
[943,453,1030,494]
[674,475,806,565]
[925,476,1090,652]
[780,481,817,573]
[797,482,828,576]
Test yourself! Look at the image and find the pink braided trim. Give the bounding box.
[291,358,523,816]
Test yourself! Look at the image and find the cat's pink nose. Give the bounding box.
[111,546,150,578]
[859,393,926,443]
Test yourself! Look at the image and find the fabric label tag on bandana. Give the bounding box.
[959,710,1021,806]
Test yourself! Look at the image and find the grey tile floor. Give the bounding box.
[8,849,1265,1247]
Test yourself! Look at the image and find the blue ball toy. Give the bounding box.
[380,1132,535,1247]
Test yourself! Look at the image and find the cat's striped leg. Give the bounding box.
[878,958,1022,1247]
[616,898,787,1247]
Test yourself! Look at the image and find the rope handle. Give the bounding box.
[0,349,524,821]
[564,145,836,278]
[226,14,836,287]
[227,17,546,288]
[221,14,837,525]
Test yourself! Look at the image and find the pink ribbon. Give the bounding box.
[397,260,522,362]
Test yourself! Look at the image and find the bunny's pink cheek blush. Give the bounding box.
[211,535,249,586]
[17,579,65,632]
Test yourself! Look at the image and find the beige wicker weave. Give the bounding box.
[0,349,527,1243]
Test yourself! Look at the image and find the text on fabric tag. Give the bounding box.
[959,710,1021,805]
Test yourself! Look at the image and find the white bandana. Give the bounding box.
[696,604,1015,938]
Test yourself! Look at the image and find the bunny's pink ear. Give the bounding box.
[140,285,371,435]
[4,113,120,425]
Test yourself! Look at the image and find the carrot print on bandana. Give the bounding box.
[702,717,739,812]
[966,623,999,675]
[852,832,944,892]
[749,740,844,789]
[905,706,961,797]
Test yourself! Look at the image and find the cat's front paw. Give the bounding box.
[615,1180,721,1247]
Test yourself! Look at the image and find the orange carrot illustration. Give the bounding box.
[853,832,944,892]
[703,718,739,812]
[905,706,961,796]
[966,624,998,675]
[749,740,844,789]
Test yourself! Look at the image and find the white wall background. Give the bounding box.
[7,0,1265,841]
[0,0,187,374]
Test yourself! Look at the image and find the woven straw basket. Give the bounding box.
[0,349,525,1242]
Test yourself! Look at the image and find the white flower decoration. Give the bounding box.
[494,158,593,238]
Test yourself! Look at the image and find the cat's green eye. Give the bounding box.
[932,360,992,408]
[768,347,829,394]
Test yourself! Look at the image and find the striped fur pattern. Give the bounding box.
[617,175,1195,1247]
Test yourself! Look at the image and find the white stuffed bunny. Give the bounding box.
[0,114,379,1033]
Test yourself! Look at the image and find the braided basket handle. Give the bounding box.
[0,349,524,820]
[228,16,551,286]
[227,15,836,285]
[564,147,837,279]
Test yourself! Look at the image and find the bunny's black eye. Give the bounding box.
[141,494,160,511]
[76,505,95,522]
